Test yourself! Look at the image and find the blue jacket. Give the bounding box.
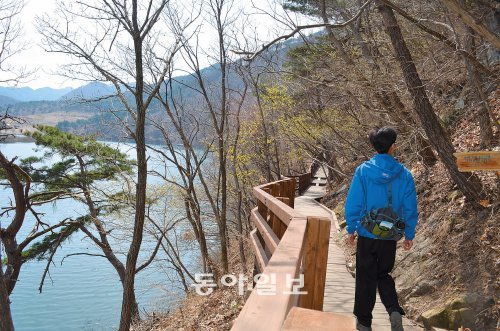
[344,154,418,240]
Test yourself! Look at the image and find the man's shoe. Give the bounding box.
[356,320,372,331]
[390,311,404,331]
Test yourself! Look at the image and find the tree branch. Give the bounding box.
[61,252,107,265]
[380,0,497,78]
[233,0,374,61]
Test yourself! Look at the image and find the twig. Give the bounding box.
[61,252,107,265]
[38,227,69,293]
[233,0,374,61]
[379,0,497,78]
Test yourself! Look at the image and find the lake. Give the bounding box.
[1,142,199,330]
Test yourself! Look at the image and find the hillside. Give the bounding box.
[327,91,500,331]
[0,35,296,143]
[0,95,19,106]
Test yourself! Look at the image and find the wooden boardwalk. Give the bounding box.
[294,168,422,331]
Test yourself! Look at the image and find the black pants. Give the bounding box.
[354,236,405,327]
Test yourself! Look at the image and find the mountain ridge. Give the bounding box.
[0,86,73,102]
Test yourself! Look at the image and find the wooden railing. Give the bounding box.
[286,172,312,196]
[231,174,331,331]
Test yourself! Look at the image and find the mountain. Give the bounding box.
[0,86,73,102]
[3,32,309,142]
[59,82,116,101]
[0,95,20,106]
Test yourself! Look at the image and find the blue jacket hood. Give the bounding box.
[362,154,404,184]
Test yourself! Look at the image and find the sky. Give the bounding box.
[5,0,317,90]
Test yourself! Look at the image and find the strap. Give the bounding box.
[388,181,393,208]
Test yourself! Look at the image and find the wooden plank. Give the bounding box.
[279,180,285,198]
[294,199,332,311]
[312,217,330,310]
[231,217,308,331]
[250,229,269,273]
[253,186,298,226]
[281,307,356,331]
[255,177,294,190]
[288,178,296,207]
[257,189,268,221]
[454,151,500,171]
[277,197,290,238]
[258,188,271,256]
[251,207,279,255]
[299,217,320,309]
[271,184,282,239]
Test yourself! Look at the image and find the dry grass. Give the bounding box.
[21,112,93,126]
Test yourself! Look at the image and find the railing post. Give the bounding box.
[299,217,331,311]
[258,187,271,256]
[288,179,296,208]
[258,187,269,220]
[276,197,290,239]
[270,184,281,239]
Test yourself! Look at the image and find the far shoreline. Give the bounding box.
[1,134,35,143]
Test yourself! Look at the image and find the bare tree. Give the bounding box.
[0,0,31,85]
[153,0,247,275]
[1,1,30,329]
[440,0,500,49]
[375,0,484,202]
[36,1,180,329]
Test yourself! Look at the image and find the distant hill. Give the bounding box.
[59,82,116,101]
[0,95,20,106]
[0,86,73,102]
[1,32,311,142]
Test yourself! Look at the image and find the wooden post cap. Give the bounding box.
[281,307,356,331]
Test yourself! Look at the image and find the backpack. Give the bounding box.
[360,179,405,241]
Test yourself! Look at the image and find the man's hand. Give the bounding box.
[347,233,356,247]
[403,239,413,251]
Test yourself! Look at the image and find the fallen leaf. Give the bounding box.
[479,199,489,207]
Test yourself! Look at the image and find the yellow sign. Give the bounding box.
[454,151,500,172]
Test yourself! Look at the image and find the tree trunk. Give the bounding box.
[232,163,247,274]
[376,1,483,202]
[184,198,209,273]
[441,0,500,49]
[119,2,146,328]
[255,86,274,182]
[218,134,229,274]
[0,266,14,331]
[216,0,229,275]
[464,27,494,148]
[320,0,437,167]
[2,236,21,295]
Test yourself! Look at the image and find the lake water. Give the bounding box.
[1,142,199,330]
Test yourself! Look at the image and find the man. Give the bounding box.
[345,127,418,331]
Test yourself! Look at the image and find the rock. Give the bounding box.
[410,282,435,297]
[457,308,474,327]
[421,307,449,330]
[448,190,462,202]
[455,98,465,110]
[449,308,475,330]
[449,296,467,310]
[399,286,413,299]
[420,295,477,330]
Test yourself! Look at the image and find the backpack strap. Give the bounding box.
[387,180,393,208]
